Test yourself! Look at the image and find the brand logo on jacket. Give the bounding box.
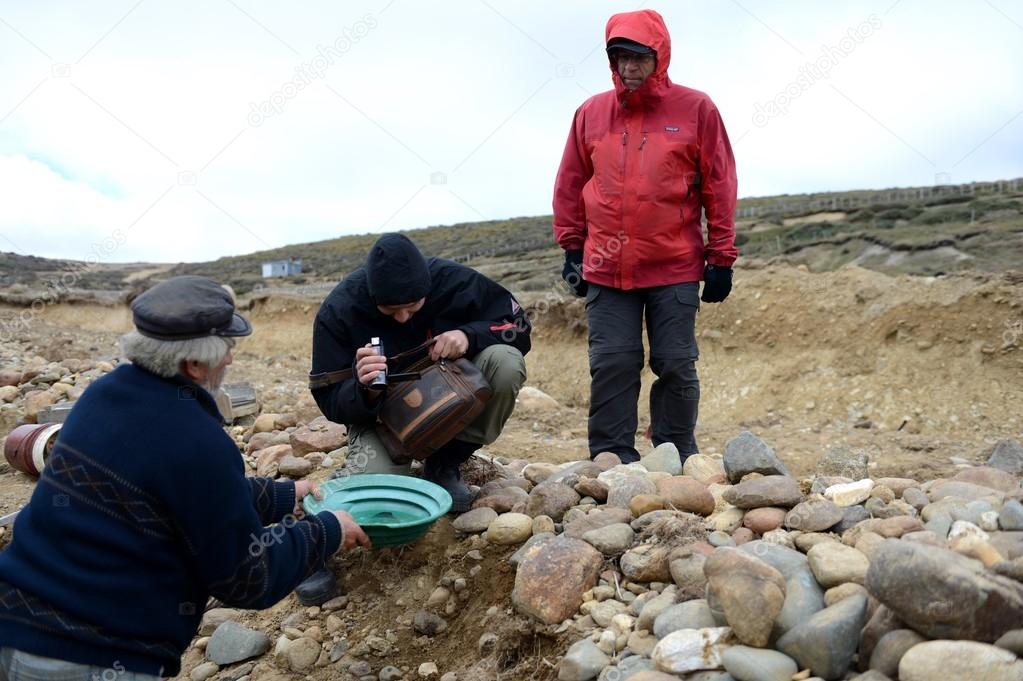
[664,126,679,132]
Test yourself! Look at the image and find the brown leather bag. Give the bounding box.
[308,340,491,464]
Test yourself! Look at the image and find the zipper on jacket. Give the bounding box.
[619,125,631,288]
[639,135,648,175]
[620,132,628,177]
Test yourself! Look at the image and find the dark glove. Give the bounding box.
[701,264,732,303]
[561,250,588,297]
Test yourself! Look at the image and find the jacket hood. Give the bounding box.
[605,9,672,106]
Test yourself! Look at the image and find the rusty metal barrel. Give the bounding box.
[4,423,62,477]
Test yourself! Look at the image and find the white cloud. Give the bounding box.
[0,0,1020,262]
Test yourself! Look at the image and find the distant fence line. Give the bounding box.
[734,177,1023,219]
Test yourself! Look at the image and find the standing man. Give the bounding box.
[310,233,530,512]
[553,9,738,464]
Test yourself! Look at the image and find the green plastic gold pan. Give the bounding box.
[303,474,453,547]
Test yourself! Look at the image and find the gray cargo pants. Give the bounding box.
[341,344,527,476]
[586,281,700,462]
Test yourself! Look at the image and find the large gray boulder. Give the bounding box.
[865,539,1023,642]
[723,476,802,509]
[723,431,790,483]
[987,439,1023,475]
[776,593,868,680]
[206,620,271,665]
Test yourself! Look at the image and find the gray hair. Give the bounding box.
[120,330,234,378]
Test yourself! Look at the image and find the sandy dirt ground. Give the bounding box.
[1,264,1021,678]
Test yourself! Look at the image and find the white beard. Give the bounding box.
[202,368,227,394]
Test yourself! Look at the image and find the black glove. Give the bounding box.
[701,264,732,303]
[561,250,588,297]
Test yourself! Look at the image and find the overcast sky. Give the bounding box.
[1,0,1021,263]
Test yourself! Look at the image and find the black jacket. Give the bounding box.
[311,258,531,426]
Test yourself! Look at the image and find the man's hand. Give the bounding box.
[293,480,323,516]
[355,343,388,387]
[561,250,588,297]
[701,264,733,303]
[334,510,372,551]
[429,330,469,361]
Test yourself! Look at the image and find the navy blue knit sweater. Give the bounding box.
[0,364,342,675]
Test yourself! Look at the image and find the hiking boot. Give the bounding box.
[423,458,474,513]
[423,439,480,514]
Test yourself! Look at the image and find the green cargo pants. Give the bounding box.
[338,344,526,477]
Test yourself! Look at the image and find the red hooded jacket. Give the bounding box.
[553,10,738,290]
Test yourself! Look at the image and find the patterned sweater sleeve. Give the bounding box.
[167,436,342,609]
[247,477,297,526]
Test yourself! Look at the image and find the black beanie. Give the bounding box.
[366,233,432,305]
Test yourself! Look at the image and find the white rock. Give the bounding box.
[948,520,990,543]
[979,511,1000,532]
[824,479,875,507]
[597,629,617,655]
[516,386,560,411]
[610,613,635,637]
[273,635,292,663]
[597,464,657,508]
[596,463,651,486]
[651,627,735,674]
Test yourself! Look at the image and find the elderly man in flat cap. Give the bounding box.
[0,275,368,680]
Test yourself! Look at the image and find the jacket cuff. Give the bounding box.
[458,324,480,357]
[556,232,585,251]
[273,481,297,522]
[315,510,343,557]
[353,377,383,416]
[705,254,735,268]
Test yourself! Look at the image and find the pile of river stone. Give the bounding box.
[0,357,112,424]
[448,432,1023,681]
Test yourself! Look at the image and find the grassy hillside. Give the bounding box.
[169,178,1023,293]
[170,216,556,295]
[2,178,1020,298]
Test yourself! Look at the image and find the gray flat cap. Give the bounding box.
[131,275,252,341]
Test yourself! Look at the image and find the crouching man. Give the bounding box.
[0,276,368,679]
[310,233,530,512]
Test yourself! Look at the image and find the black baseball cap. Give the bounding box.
[131,275,252,341]
[606,38,655,56]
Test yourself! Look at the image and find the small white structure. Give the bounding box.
[261,259,302,278]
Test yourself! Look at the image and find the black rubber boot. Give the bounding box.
[294,567,339,605]
[423,439,479,514]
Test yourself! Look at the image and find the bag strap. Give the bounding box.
[307,338,438,390]
[389,338,436,362]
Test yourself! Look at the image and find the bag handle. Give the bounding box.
[308,338,438,390]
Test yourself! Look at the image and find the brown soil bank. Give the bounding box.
[16,264,1023,481]
[519,265,1023,480]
